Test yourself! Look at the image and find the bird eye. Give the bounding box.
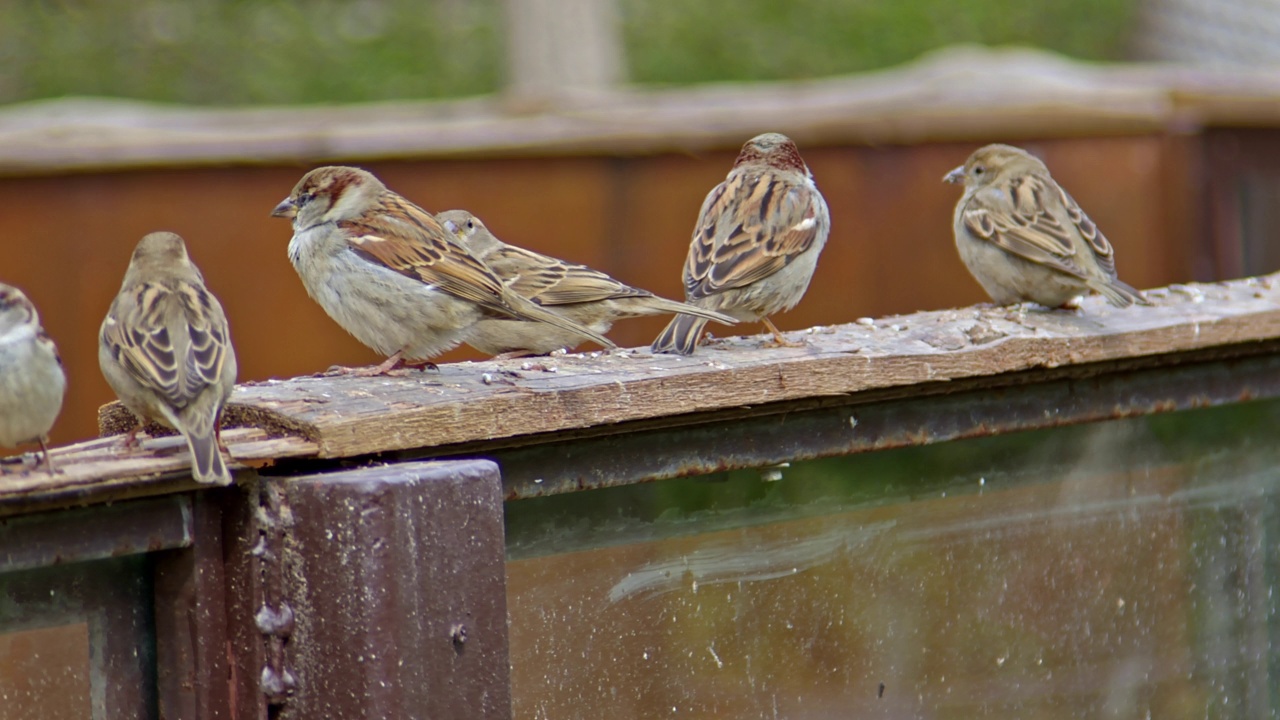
[973,166,985,176]
[466,220,474,230]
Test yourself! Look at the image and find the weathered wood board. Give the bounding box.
[4,273,1279,514]
[176,273,1280,458]
[3,47,1280,174]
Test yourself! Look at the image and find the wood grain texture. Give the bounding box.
[3,47,1280,174]
[100,272,1280,459]
[0,428,316,517]
[7,273,1279,514]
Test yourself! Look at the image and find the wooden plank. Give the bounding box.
[5,273,1280,513]
[0,428,317,517]
[504,0,623,104]
[4,47,1280,174]
[105,273,1280,460]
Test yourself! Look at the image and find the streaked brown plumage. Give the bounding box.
[437,209,737,357]
[99,232,237,484]
[272,166,614,373]
[652,132,831,356]
[944,143,1145,308]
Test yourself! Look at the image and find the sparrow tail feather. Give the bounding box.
[1093,278,1148,308]
[504,294,617,349]
[652,314,709,356]
[641,297,738,325]
[182,409,231,485]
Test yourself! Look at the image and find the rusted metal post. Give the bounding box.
[271,459,512,719]
[154,491,234,720]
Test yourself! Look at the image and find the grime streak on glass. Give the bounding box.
[505,399,1280,719]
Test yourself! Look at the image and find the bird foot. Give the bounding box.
[760,318,804,348]
[121,425,144,450]
[326,355,438,377]
[762,336,806,349]
[37,437,58,474]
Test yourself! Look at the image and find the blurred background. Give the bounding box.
[2,0,1280,446]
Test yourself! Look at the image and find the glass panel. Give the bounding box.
[0,622,91,720]
[506,399,1280,719]
[0,556,156,720]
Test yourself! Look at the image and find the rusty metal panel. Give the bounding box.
[277,459,511,720]
[154,491,234,720]
[0,494,191,573]
[221,478,269,720]
[491,351,1280,499]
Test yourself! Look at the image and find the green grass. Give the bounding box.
[623,0,1137,84]
[0,0,1136,106]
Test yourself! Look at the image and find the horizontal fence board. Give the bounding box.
[2,48,1280,174]
[199,273,1280,457]
[5,273,1278,514]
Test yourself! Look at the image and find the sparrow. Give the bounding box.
[99,232,238,484]
[0,284,65,471]
[436,209,738,357]
[271,166,615,373]
[944,144,1145,308]
[651,132,831,356]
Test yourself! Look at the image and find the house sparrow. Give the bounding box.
[436,209,738,357]
[944,144,1145,308]
[651,133,831,356]
[100,232,238,485]
[271,166,615,373]
[0,284,65,471]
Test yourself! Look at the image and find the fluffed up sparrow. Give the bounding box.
[436,209,738,357]
[0,284,65,471]
[271,166,615,373]
[100,232,238,484]
[651,132,831,356]
[944,143,1145,309]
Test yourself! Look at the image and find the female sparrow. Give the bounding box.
[437,209,738,357]
[651,133,831,356]
[944,144,1145,308]
[271,166,614,373]
[100,232,238,485]
[0,284,65,471]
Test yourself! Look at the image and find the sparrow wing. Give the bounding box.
[961,173,1115,280]
[490,246,653,306]
[684,168,825,301]
[102,281,229,408]
[340,194,512,313]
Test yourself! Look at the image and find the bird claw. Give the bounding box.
[762,336,806,349]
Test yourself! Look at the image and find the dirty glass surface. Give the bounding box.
[0,557,155,720]
[0,621,91,720]
[505,399,1280,719]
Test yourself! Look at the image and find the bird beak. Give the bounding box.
[270,197,296,219]
[943,166,965,184]
[441,219,457,235]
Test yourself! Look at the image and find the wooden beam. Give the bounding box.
[138,273,1280,460]
[4,47,1280,174]
[0,429,316,517]
[503,0,624,105]
[3,273,1279,514]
